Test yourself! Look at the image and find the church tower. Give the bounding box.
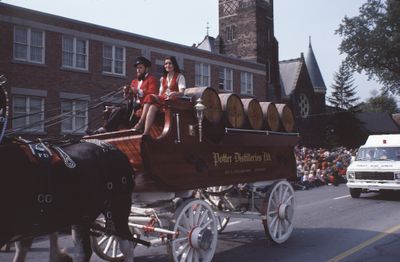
[218,0,280,100]
[305,37,326,114]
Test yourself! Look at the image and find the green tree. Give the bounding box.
[336,0,400,94]
[360,92,399,113]
[328,61,359,111]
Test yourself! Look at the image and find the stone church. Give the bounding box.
[197,0,327,146]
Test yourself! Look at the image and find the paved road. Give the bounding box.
[1,184,400,261]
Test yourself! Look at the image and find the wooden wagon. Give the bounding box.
[84,87,299,261]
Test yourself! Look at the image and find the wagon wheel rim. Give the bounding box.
[90,216,138,261]
[263,180,295,244]
[169,199,218,262]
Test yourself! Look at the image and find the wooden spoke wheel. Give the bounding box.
[167,199,218,262]
[0,85,9,144]
[262,180,295,244]
[90,215,138,261]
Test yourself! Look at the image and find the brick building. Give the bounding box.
[0,0,327,145]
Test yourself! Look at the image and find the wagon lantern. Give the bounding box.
[194,98,206,142]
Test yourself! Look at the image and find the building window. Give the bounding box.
[103,44,125,75]
[298,93,310,118]
[61,100,88,133]
[240,72,253,95]
[13,26,45,64]
[219,68,233,91]
[62,36,88,70]
[221,0,239,18]
[225,25,237,42]
[267,60,271,83]
[195,63,211,87]
[154,59,165,82]
[12,96,44,132]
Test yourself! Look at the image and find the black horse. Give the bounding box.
[0,138,135,261]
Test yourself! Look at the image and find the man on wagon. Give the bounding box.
[88,56,158,134]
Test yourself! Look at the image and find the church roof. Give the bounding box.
[305,37,326,94]
[356,112,400,134]
[196,35,216,53]
[279,57,303,98]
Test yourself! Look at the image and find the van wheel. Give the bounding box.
[349,188,361,198]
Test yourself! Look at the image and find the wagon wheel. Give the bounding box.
[0,78,9,144]
[262,180,295,244]
[203,186,233,233]
[90,215,139,261]
[167,199,218,262]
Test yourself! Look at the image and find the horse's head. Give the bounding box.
[0,75,9,145]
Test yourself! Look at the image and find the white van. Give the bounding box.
[346,134,400,198]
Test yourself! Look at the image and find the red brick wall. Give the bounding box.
[0,3,268,137]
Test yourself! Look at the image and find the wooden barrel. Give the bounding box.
[184,87,222,125]
[275,103,295,132]
[259,102,280,132]
[241,98,263,130]
[219,93,245,128]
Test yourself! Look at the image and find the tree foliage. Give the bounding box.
[360,93,399,113]
[328,61,359,110]
[336,0,400,94]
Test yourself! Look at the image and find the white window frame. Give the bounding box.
[226,25,237,42]
[62,36,89,70]
[102,44,126,76]
[13,26,45,64]
[195,63,211,87]
[12,95,45,133]
[61,99,88,134]
[219,68,233,92]
[240,72,253,95]
[154,59,165,82]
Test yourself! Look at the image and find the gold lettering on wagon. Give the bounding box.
[212,152,272,167]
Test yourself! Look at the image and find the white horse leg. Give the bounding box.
[117,238,134,262]
[13,237,33,262]
[71,225,92,262]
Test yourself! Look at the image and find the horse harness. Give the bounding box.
[16,137,124,234]
[83,138,124,234]
[16,138,77,225]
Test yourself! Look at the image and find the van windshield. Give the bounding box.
[356,147,400,161]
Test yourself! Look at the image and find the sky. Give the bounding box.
[2,0,382,102]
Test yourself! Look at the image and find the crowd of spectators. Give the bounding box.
[293,146,356,190]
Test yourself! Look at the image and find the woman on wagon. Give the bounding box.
[158,56,186,102]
